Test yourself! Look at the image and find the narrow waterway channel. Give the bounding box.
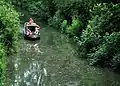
[5,15,120,86]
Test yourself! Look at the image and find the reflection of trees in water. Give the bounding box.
[14,61,47,86]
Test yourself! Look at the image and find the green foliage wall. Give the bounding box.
[0,0,20,54]
[80,3,120,70]
[0,0,20,85]
[0,44,5,86]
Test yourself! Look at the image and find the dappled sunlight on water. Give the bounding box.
[13,61,48,86]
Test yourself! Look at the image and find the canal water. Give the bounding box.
[5,13,120,86]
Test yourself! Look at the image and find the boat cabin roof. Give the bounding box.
[26,23,39,27]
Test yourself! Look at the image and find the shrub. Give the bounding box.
[80,3,120,55]
[61,20,67,33]
[112,54,120,71]
[88,32,120,67]
[48,10,64,29]
[0,0,20,85]
[90,3,120,35]
[0,44,5,85]
[27,1,51,21]
[79,3,120,70]
[0,0,20,54]
[66,16,83,36]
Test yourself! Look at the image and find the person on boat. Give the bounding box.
[34,25,40,34]
[24,18,33,36]
[25,18,34,26]
[24,18,34,33]
[28,18,34,25]
[25,18,40,34]
[26,28,32,36]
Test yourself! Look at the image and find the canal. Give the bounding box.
[5,12,120,86]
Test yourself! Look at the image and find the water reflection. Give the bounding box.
[13,61,47,86]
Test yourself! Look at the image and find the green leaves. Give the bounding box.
[80,3,120,69]
[0,43,5,86]
[0,0,20,54]
[0,1,20,85]
[66,17,82,36]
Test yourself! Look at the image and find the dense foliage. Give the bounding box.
[0,0,20,54]
[80,3,120,71]
[0,44,5,85]
[11,0,120,71]
[0,0,20,85]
